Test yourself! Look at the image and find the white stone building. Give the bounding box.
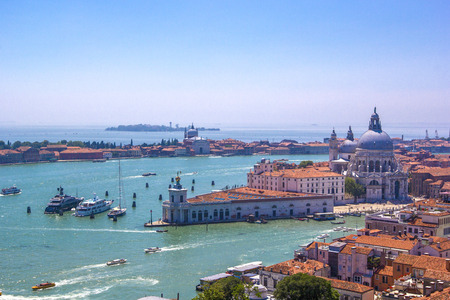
[329,108,409,202]
[161,177,334,225]
[247,159,346,205]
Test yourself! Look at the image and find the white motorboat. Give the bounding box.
[106,258,127,266]
[316,233,330,239]
[144,247,161,253]
[74,194,113,217]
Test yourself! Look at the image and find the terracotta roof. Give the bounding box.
[375,265,393,276]
[414,167,450,177]
[306,241,330,251]
[187,187,329,204]
[423,269,450,282]
[412,255,450,272]
[263,259,327,276]
[260,167,343,179]
[409,218,439,228]
[320,277,373,294]
[394,254,419,266]
[340,244,373,255]
[355,236,417,251]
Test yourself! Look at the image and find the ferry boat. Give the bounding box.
[74,194,113,217]
[106,258,127,266]
[1,185,21,196]
[32,282,55,290]
[44,187,84,214]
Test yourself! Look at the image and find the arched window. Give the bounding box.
[323,202,327,205]
[375,161,381,172]
[254,206,260,209]
[225,209,229,217]
[236,207,241,211]
[272,205,277,209]
[369,180,379,185]
[180,195,183,202]
[171,195,174,202]
[306,203,310,207]
[214,209,218,217]
[369,161,374,172]
[192,211,196,219]
[204,210,208,218]
[198,210,203,221]
[289,204,294,207]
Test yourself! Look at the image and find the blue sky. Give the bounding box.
[0,1,449,128]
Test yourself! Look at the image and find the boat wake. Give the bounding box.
[124,175,143,179]
[3,227,155,234]
[59,263,106,275]
[121,276,159,285]
[0,285,112,300]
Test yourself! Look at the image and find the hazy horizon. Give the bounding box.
[1,1,449,127]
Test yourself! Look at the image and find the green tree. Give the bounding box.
[274,273,339,300]
[12,141,22,149]
[345,177,366,203]
[193,276,249,300]
[299,160,313,168]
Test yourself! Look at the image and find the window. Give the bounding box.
[171,195,174,202]
[192,211,196,219]
[225,209,229,217]
[382,276,388,284]
[180,195,183,202]
[214,209,218,217]
[354,276,361,283]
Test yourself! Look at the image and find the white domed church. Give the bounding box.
[329,108,408,202]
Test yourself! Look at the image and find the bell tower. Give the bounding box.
[329,129,339,161]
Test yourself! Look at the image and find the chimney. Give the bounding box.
[425,286,432,297]
[446,259,450,271]
[430,281,436,293]
[437,242,441,249]
[315,242,319,260]
[437,281,444,292]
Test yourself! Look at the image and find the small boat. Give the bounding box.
[333,227,344,231]
[106,258,127,266]
[298,218,307,221]
[1,185,21,196]
[144,247,161,253]
[331,220,346,224]
[316,233,330,239]
[142,172,156,176]
[156,229,168,233]
[32,282,55,290]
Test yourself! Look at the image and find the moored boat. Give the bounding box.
[106,258,127,266]
[44,187,84,214]
[74,194,113,217]
[156,229,168,233]
[1,185,21,196]
[108,160,126,218]
[144,247,161,253]
[32,282,55,290]
[316,233,330,239]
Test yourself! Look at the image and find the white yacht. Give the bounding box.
[74,194,113,217]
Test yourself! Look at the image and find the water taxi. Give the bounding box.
[144,247,161,253]
[106,258,127,266]
[1,185,21,196]
[142,172,156,176]
[32,282,55,290]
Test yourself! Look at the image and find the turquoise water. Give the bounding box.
[0,154,365,299]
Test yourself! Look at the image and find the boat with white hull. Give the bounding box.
[74,194,113,217]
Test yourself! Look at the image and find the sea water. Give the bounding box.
[0,154,366,299]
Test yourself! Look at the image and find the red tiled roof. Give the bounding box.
[320,277,373,294]
[187,187,329,204]
[263,259,327,276]
[355,236,417,251]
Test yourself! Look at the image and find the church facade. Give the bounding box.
[329,108,409,202]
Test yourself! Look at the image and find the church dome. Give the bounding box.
[356,107,393,151]
[340,139,357,153]
[357,130,393,151]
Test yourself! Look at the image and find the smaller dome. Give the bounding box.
[340,139,357,153]
[357,130,393,151]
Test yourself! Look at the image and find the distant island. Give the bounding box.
[105,124,220,132]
